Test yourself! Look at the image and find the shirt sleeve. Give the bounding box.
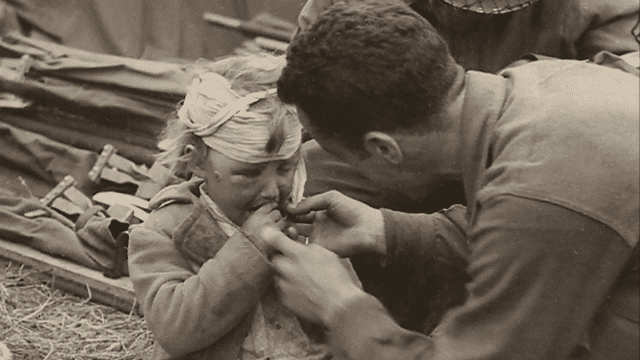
[328,195,633,360]
[382,204,469,271]
[127,203,273,356]
[374,204,470,331]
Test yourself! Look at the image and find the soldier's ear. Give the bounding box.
[363,131,403,165]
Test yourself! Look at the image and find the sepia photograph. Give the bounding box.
[0,1,638,359]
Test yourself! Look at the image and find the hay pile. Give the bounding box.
[0,259,154,360]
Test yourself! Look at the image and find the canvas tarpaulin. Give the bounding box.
[0,121,133,275]
[1,0,303,61]
[0,32,194,167]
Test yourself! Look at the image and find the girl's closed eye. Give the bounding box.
[231,169,262,183]
[278,162,295,174]
[235,168,262,178]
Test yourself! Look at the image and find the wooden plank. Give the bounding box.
[0,237,140,315]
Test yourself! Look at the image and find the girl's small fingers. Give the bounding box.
[284,225,298,239]
[254,202,279,214]
[269,209,284,222]
[275,218,289,230]
[289,212,316,224]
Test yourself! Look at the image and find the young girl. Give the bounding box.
[127,53,327,360]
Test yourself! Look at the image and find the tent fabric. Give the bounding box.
[0,32,192,97]
[1,0,303,61]
[0,32,197,165]
[0,107,157,169]
[0,121,140,277]
[0,190,120,272]
[0,121,99,198]
[0,30,295,164]
[0,63,180,126]
[0,2,20,35]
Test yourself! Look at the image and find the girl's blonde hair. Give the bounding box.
[156,52,296,173]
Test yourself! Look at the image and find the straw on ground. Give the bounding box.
[0,259,153,360]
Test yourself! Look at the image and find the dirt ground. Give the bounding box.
[0,258,154,360]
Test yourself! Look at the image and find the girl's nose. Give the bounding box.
[261,176,280,200]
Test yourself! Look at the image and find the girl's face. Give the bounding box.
[200,148,299,226]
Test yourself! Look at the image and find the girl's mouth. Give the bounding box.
[247,201,278,213]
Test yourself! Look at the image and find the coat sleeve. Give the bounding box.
[127,202,273,356]
[382,204,469,273]
[371,204,470,332]
[327,195,634,360]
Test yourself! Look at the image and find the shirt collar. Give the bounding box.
[198,183,240,237]
[458,71,509,208]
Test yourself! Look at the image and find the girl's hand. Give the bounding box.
[241,203,288,256]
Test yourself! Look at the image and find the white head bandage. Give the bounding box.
[178,72,306,203]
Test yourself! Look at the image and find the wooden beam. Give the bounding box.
[0,237,140,315]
